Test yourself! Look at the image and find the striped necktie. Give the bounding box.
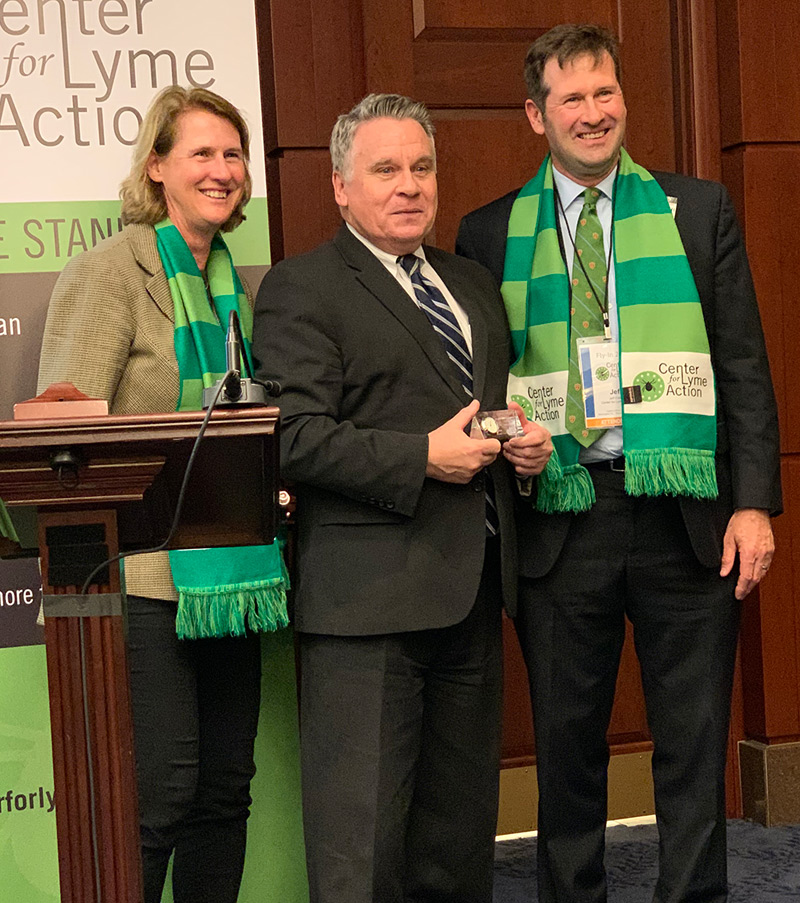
[399,253,473,397]
[398,253,499,535]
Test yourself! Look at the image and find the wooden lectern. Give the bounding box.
[0,401,280,903]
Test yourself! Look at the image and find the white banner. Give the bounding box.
[0,0,271,416]
[1,0,266,203]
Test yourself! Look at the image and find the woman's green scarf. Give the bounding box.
[155,218,289,639]
[501,150,718,514]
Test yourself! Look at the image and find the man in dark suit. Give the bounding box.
[457,25,781,903]
[253,94,551,903]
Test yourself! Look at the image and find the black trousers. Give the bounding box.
[127,595,262,903]
[515,470,740,903]
[298,539,504,903]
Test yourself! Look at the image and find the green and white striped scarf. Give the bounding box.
[502,150,717,514]
[155,218,289,639]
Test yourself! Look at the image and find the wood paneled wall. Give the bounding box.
[256,0,798,813]
[257,0,681,260]
[717,0,800,747]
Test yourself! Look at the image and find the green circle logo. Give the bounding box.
[633,370,665,402]
[595,366,610,381]
[510,394,534,420]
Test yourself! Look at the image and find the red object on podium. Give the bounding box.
[13,382,110,420]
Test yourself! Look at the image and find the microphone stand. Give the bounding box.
[202,310,280,408]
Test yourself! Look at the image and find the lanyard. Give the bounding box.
[555,186,615,339]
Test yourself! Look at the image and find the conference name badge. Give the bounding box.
[576,337,622,429]
[507,372,568,435]
[620,352,715,415]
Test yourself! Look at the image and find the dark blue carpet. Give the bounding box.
[494,820,800,901]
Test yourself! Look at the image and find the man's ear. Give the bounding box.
[332,171,348,209]
[525,99,546,136]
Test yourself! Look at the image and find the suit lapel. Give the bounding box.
[333,226,468,402]
[128,224,175,323]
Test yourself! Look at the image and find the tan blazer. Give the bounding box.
[38,223,180,414]
[38,223,251,599]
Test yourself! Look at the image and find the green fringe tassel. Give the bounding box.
[0,499,19,544]
[176,580,289,640]
[536,451,596,514]
[624,448,718,500]
[534,447,717,515]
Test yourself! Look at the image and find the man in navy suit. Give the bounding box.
[254,94,551,903]
[457,24,780,903]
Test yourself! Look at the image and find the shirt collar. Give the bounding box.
[551,163,618,209]
[345,223,426,268]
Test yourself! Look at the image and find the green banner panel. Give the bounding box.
[0,198,270,274]
[0,557,60,902]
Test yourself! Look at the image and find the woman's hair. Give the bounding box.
[120,85,252,232]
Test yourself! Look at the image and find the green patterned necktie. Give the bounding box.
[565,186,608,446]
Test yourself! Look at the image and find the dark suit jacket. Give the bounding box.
[253,224,517,633]
[457,171,781,577]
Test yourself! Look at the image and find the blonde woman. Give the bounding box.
[38,86,287,903]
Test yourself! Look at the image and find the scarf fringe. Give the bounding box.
[624,449,718,500]
[536,453,596,514]
[176,581,289,640]
[535,448,717,514]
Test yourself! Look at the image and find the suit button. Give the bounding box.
[385,500,395,510]
[473,478,484,493]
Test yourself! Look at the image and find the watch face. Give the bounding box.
[632,370,665,402]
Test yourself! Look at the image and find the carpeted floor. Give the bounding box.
[494,820,800,901]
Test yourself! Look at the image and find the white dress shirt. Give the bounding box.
[552,167,623,462]
[346,223,473,353]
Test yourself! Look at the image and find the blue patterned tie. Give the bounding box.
[400,254,473,397]
[399,254,499,535]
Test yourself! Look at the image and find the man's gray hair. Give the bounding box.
[330,93,436,177]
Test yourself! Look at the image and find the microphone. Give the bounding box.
[224,311,243,401]
[202,310,274,408]
[228,310,281,397]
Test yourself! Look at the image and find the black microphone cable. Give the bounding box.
[79,371,234,594]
